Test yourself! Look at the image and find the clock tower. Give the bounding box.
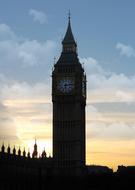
[52,16,86,173]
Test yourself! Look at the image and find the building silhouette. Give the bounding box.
[0,15,86,182]
[52,14,86,174]
[0,15,135,190]
[32,139,38,158]
[0,143,53,189]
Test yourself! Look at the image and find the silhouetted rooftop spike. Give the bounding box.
[23,147,25,152]
[2,142,5,148]
[27,151,30,157]
[13,146,16,155]
[7,144,10,152]
[1,142,5,152]
[18,146,21,156]
[68,9,71,21]
[62,14,76,45]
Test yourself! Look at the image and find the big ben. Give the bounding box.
[52,15,86,172]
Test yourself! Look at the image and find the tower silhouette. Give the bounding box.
[52,16,86,172]
[32,138,38,158]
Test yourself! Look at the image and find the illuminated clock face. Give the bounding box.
[57,78,74,93]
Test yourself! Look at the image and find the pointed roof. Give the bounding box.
[23,148,26,156]
[35,137,37,144]
[62,16,76,45]
[1,142,5,152]
[34,137,37,147]
[56,14,80,65]
[7,144,11,153]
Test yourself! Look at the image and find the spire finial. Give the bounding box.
[68,9,71,21]
[62,11,77,52]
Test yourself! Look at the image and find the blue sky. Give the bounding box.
[0,0,135,170]
[0,0,135,76]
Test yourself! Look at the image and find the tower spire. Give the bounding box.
[55,13,79,65]
[68,9,71,21]
[32,138,38,158]
[62,13,76,46]
[52,15,86,171]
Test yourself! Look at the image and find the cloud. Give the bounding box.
[116,90,135,102]
[0,22,55,147]
[116,42,135,57]
[0,21,135,163]
[0,78,52,145]
[86,100,135,143]
[87,121,135,140]
[81,57,135,143]
[0,36,56,67]
[0,23,57,83]
[0,23,17,41]
[18,40,56,66]
[80,57,107,75]
[86,104,135,141]
[89,102,135,113]
[1,80,51,101]
[1,53,134,144]
[0,102,17,141]
[29,9,47,24]
[81,56,135,105]
[90,73,135,91]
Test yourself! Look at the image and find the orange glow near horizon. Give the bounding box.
[1,98,135,172]
[1,135,135,172]
[23,139,52,157]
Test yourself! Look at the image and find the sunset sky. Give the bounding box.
[0,0,135,171]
